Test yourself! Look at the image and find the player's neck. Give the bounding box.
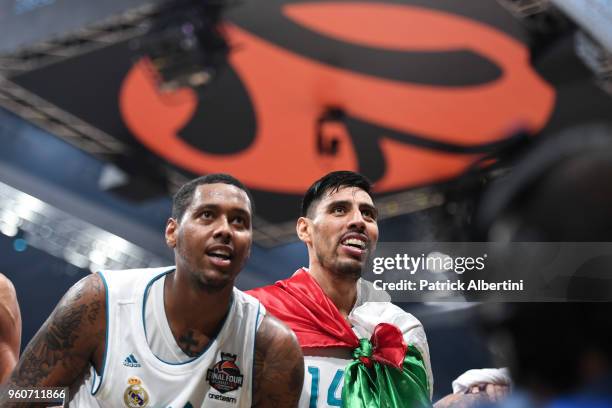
[163,270,233,335]
[308,265,358,318]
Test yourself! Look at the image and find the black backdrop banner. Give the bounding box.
[3,0,612,233]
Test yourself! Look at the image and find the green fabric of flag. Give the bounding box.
[343,340,432,408]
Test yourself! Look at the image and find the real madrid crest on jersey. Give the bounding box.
[123,376,149,407]
[206,353,244,394]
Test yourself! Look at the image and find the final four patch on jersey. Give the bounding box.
[123,376,149,408]
[206,353,244,394]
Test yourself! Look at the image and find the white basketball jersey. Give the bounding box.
[301,352,350,408]
[71,266,265,408]
[298,300,433,408]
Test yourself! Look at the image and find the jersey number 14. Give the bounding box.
[307,366,344,408]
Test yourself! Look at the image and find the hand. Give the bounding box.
[433,383,510,408]
[468,383,510,403]
[434,393,490,408]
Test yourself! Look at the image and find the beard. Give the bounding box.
[334,260,362,281]
[317,249,363,281]
[176,246,235,293]
[190,270,232,293]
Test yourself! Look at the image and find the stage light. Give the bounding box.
[1,222,18,237]
[0,180,169,272]
[131,0,230,91]
[13,238,27,252]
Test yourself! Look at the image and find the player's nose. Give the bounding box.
[347,209,367,231]
[212,216,233,242]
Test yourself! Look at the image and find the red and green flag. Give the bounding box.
[248,269,432,407]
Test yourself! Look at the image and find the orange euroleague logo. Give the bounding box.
[119,3,555,194]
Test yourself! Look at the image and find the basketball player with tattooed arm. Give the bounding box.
[0,273,21,384]
[0,174,304,407]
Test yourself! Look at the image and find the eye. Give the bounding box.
[362,208,376,220]
[231,216,247,226]
[332,206,346,215]
[200,210,214,219]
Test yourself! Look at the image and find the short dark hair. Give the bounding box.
[172,173,253,221]
[301,171,373,217]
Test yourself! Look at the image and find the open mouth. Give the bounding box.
[341,237,367,250]
[206,248,233,266]
[340,235,368,258]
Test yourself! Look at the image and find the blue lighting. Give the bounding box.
[13,238,28,252]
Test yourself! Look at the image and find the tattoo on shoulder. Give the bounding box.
[253,315,304,408]
[86,275,103,325]
[47,303,87,351]
[5,274,105,389]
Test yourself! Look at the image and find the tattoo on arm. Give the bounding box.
[0,274,106,407]
[253,315,304,408]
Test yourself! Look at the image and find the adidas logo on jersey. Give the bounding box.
[123,354,141,368]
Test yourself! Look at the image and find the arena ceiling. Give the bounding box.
[1,0,611,245]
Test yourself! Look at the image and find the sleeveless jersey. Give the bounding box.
[71,266,265,408]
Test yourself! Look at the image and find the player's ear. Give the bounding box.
[296,217,312,244]
[165,218,178,248]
